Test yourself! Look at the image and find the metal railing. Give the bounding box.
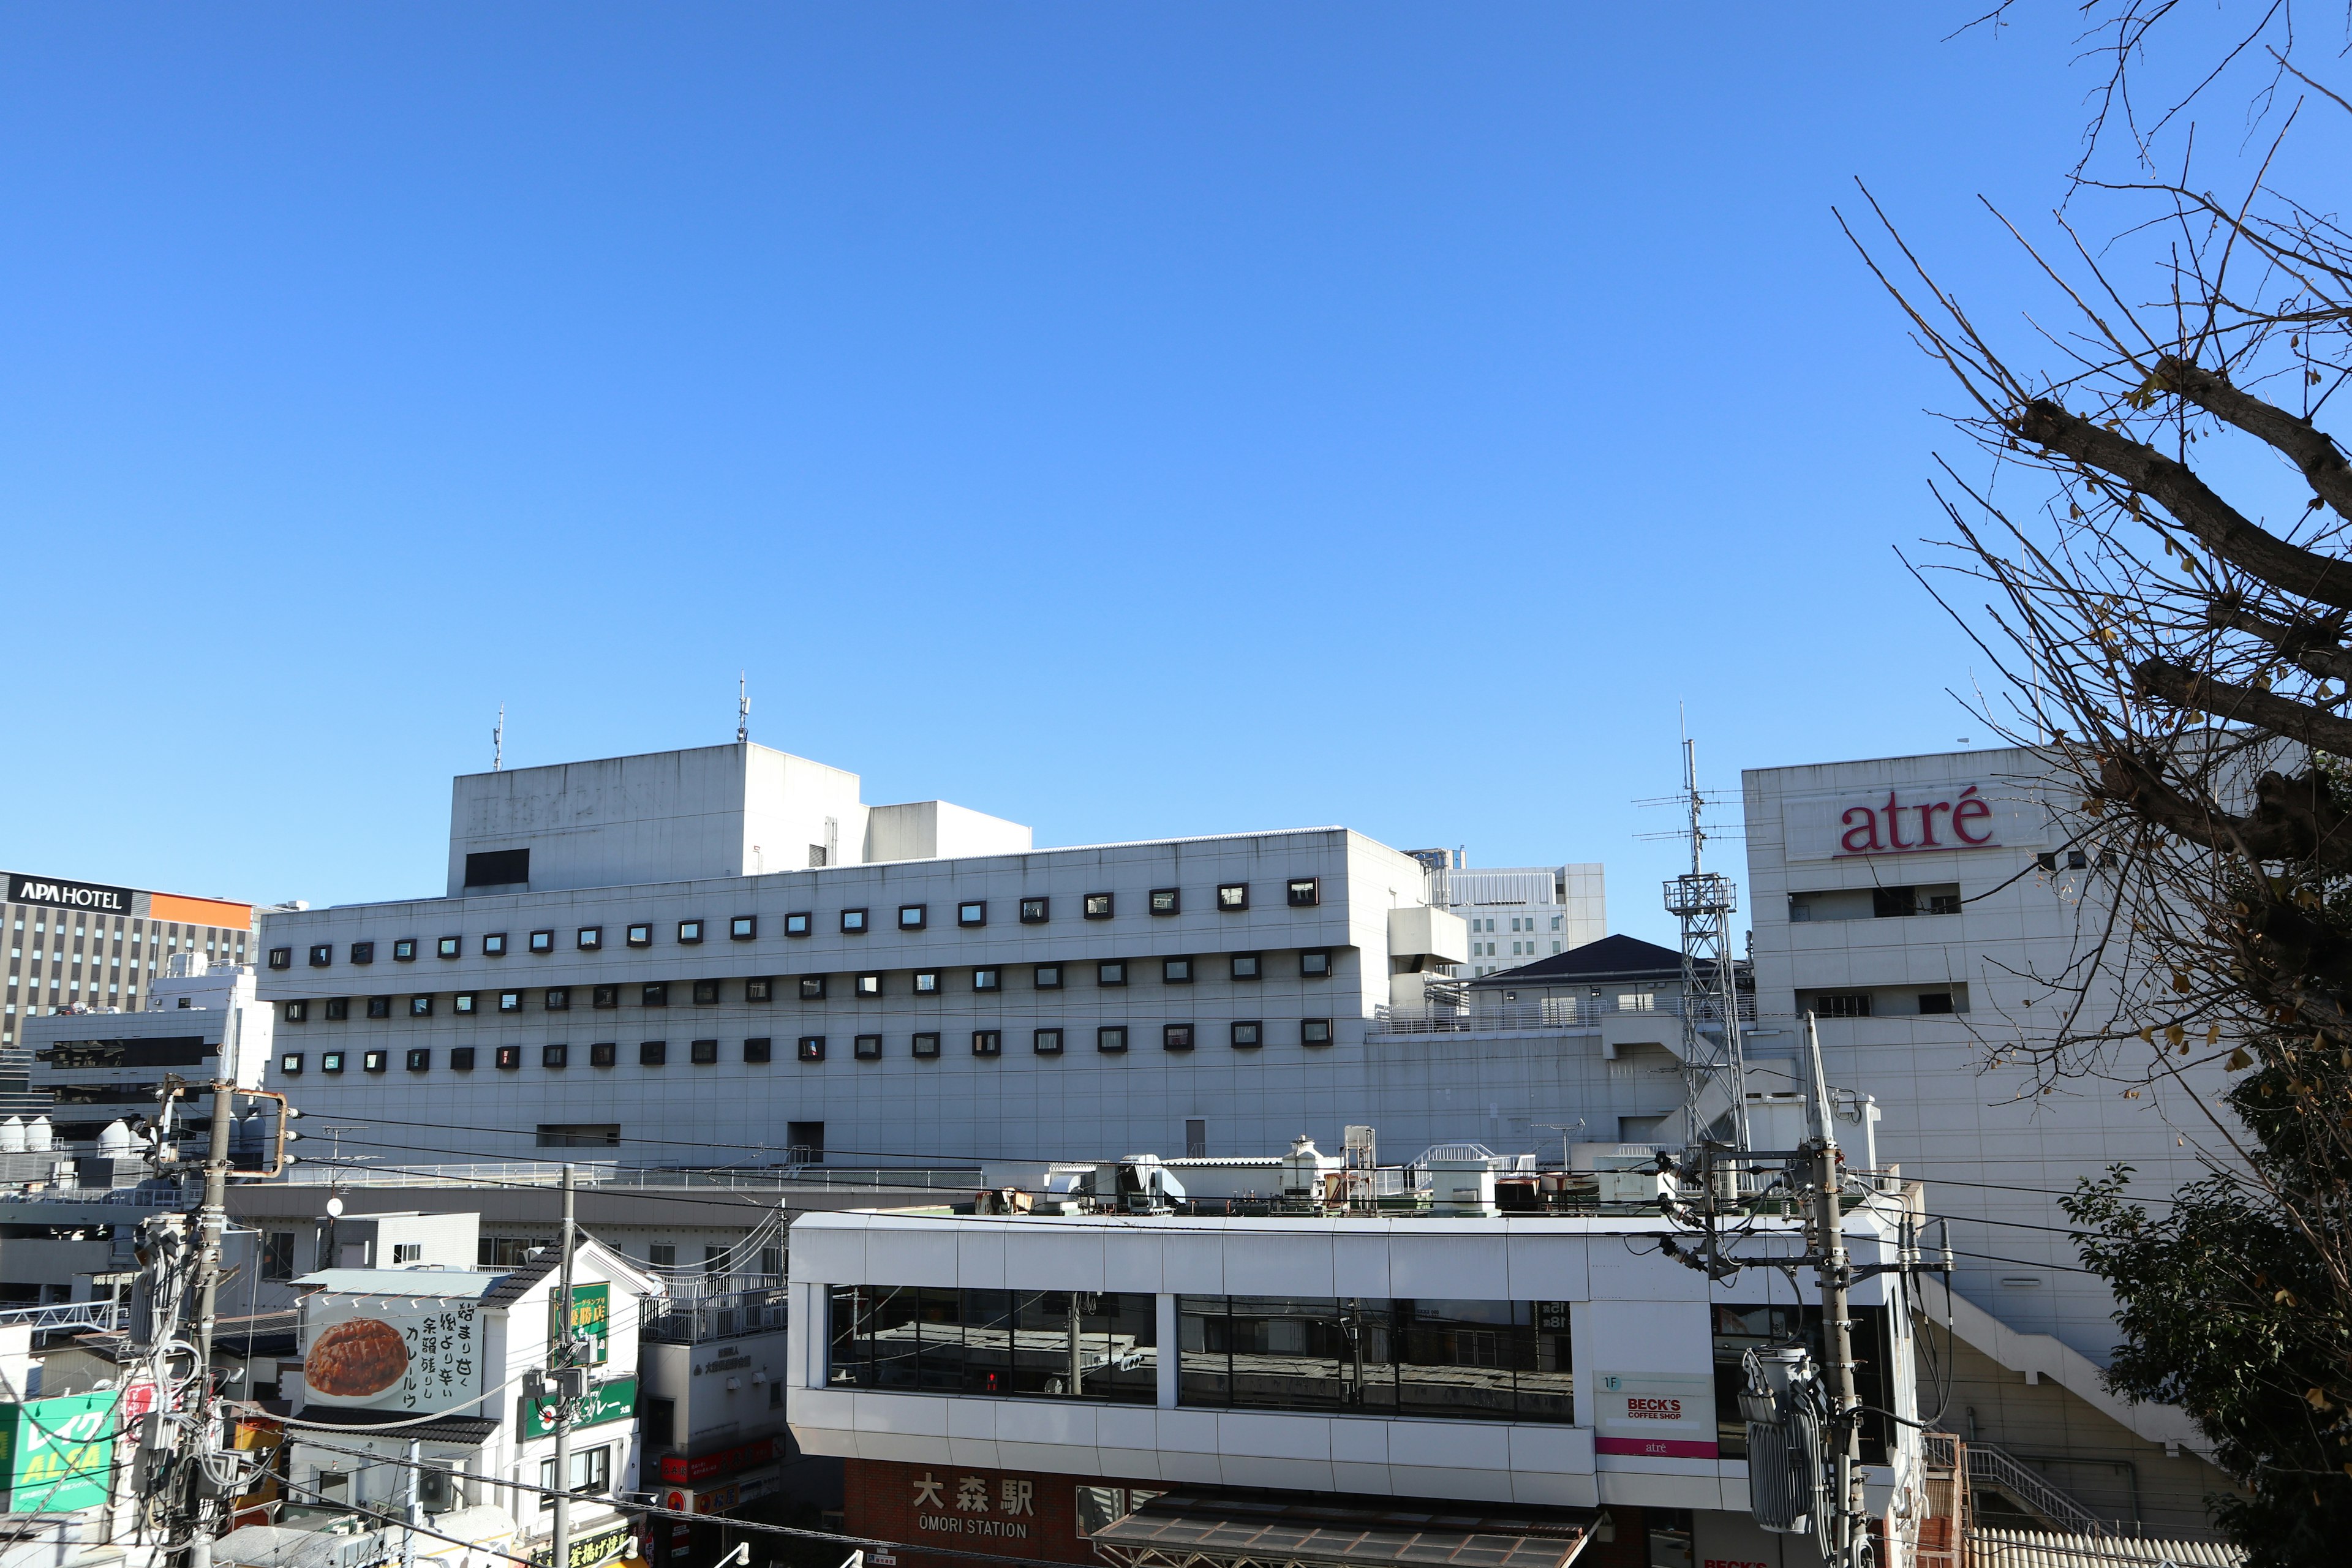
[642,1286,788,1344]
[268,1161,980,1192]
[0,1185,184,1207]
[1928,1430,2103,1534]
[1371,993,1757,1035]
[0,1298,127,1333]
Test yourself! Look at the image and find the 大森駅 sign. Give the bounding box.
[5,873,135,916]
[1781,782,2048,863]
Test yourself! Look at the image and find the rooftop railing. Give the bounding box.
[1371,993,1757,1035]
[266,1161,980,1191]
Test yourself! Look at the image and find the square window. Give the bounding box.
[1097,960,1127,987]
[410,996,434,1017]
[577,927,603,951]
[853,1034,882,1060]
[350,941,375,964]
[1231,953,1261,981]
[545,987,570,1011]
[1217,883,1249,912]
[499,990,522,1013]
[592,985,619,1009]
[745,1037,773,1063]
[1149,888,1180,916]
[450,993,473,1016]
[785,912,812,938]
[325,998,350,1021]
[543,1044,569,1069]
[1163,957,1193,984]
[1163,1023,1194,1052]
[627,924,652,948]
[640,1041,668,1066]
[268,948,292,970]
[1231,1020,1262,1049]
[439,936,462,959]
[746,978,773,1002]
[1300,950,1332,978]
[911,1031,941,1059]
[855,973,882,998]
[450,1047,476,1071]
[731,916,757,941]
[371,996,396,1020]
[898,904,927,932]
[496,1046,522,1070]
[589,1042,617,1066]
[840,908,868,935]
[1918,992,1956,1015]
[642,982,668,1007]
[1084,893,1114,920]
[690,1039,719,1065]
[407,1049,431,1071]
[693,979,720,1005]
[972,968,1001,992]
[1301,1017,1333,1046]
[309,944,332,967]
[972,1030,1001,1057]
[393,938,418,962]
[799,976,827,1001]
[912,971,940,995]
[279,1052,303,1074]
[957,901,986,927]
[483,933,508,957]
[1096,1026,1128,1054]
[1019,897,1049,924]
[1287,878,1321,908]
[529,930,554,954]
[1034,964,1063,989]
[321,1050,344,1072]
[1033,1028,1063,1055]
[797,1036,825,1062]
[679,920,704,944]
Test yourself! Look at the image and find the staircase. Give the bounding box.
[1928,1430,2103,1532]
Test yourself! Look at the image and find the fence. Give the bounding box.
[1371,993,1757,1035]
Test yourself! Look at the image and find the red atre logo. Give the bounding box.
[1626,1396,1683,1418]
[1836,785,1996,857]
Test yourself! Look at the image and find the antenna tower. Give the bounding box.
[1662,725,1749,1149]
[492,703,505,772]
[737,673,750,744]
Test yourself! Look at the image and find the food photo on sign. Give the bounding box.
[301,1295,486,1412]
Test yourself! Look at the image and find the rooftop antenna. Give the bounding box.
[492,703,505,772]
[1657,706,1751,1151]
[737,673,750,745]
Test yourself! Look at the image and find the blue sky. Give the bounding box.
[0,5,2315,941]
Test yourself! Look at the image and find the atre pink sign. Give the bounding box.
[1833,784,1998,858]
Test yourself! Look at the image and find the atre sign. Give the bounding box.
[1781,782,2045,863]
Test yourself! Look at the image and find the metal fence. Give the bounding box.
[1370,993,1757,1035]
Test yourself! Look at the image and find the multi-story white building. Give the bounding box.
[252,742,1472,1166]
[1742,745,2236,1529]
[1411,854,1607,978]
[783,1192,1931,1568]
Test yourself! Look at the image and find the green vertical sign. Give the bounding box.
[0,1390,120,1514]
[555,1281,611,1365]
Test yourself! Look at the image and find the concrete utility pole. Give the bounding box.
[552,1163,578,1568]
[1805,1014,1866,1568]
[401,1437,423,1568]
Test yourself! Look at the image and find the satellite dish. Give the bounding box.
[326,1196,345,1218]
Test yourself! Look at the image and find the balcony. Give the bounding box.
[642,1283,788,1345]
[1371,992,1757,1037]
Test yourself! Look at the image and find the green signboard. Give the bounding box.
[521,1374,638,1440]
[554,1282,611,1365]
[0,1390,120,1514]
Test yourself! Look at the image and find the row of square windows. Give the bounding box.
[279,953,1335,1019]
[277,1020,1331,1072]
[268,883,1325,970]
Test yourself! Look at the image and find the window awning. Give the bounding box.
[1088,1492,1597,1568]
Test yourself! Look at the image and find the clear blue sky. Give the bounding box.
[0,5,2297,941]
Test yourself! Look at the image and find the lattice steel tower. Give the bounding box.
[1664,735,1750,1148]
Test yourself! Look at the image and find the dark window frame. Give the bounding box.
[745,1037,773,1063]
[855,973,883,999]
[1096,1026,1128,1054]
[438,936,462,960]
[797,1036,826,1063]
[731,916,758,941]
[320,1050,343,1072]
[799,975,829,1001]
[1218,883,1250,913]
[1231,953,1262,981]
[450,1047,477,1071]
[1163,957,1194,984]
[545,988,570,1012]
[1033,1028,1063,1055]
[410,996,434,1017]
[279,1052,303,1074]
[324,998,350,1022]
[972,968,1001,992]
[746,978,774,1002]
[1231,1020,1262,1049]
[450,993,473,1017]
[1034,965,1064,990]
[785,912,812,938]
[1084,893,1114,920]
[972,1030,1001,1057]
[589,1042,617,1067]
[1150,888,1180,916]
[1097,960,1128,987]
[592,984,620,1009]
[529,930,554,954]
[898,904,928,932]
[1301,1018,1333,1046]
[1300,950,1332,979]
[626,924,653,949]
[309,944,332,968]
[678,920,705,945]
[1163,1023,1194,1052]
[912,970,941,995]
[1287,878,1321,908]
[482,933,508,958]
[641,982,669,1007]
[268,948,292,971]
[577,927,603,951]
[393,938,418,962]
[690,1039,720,1065]
[853,1034,882,1061]
[692,979,721,1005]
[543,1044,570,1069]
[840,908,869,935]
[957,901,987,928]
[407,1049,431,1071]
[1019,897,1049,924]
[350,941,375,965]
[639,1041,668,1066]
[497,990,522,1014]
[496,1046,522,1071]
[911,1031,941,1059]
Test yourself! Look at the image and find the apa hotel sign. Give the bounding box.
[1781,780,2045,864]
[6,873,134,914]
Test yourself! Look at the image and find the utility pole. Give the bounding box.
[552,1164,578,1568]
[1805,1014,1865,1568]
[401,1437,423,1568]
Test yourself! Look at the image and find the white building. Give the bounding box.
[783,1192,1930,1568]
[252,742,1469,1166]
[1411,854,1607,978]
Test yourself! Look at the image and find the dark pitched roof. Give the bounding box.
[289,1409,499,1446]
[478,1250,563,1309]
[1463,933,1737,989]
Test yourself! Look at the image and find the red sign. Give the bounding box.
[1834,785,1997,858]
[657,1437,773,1485]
